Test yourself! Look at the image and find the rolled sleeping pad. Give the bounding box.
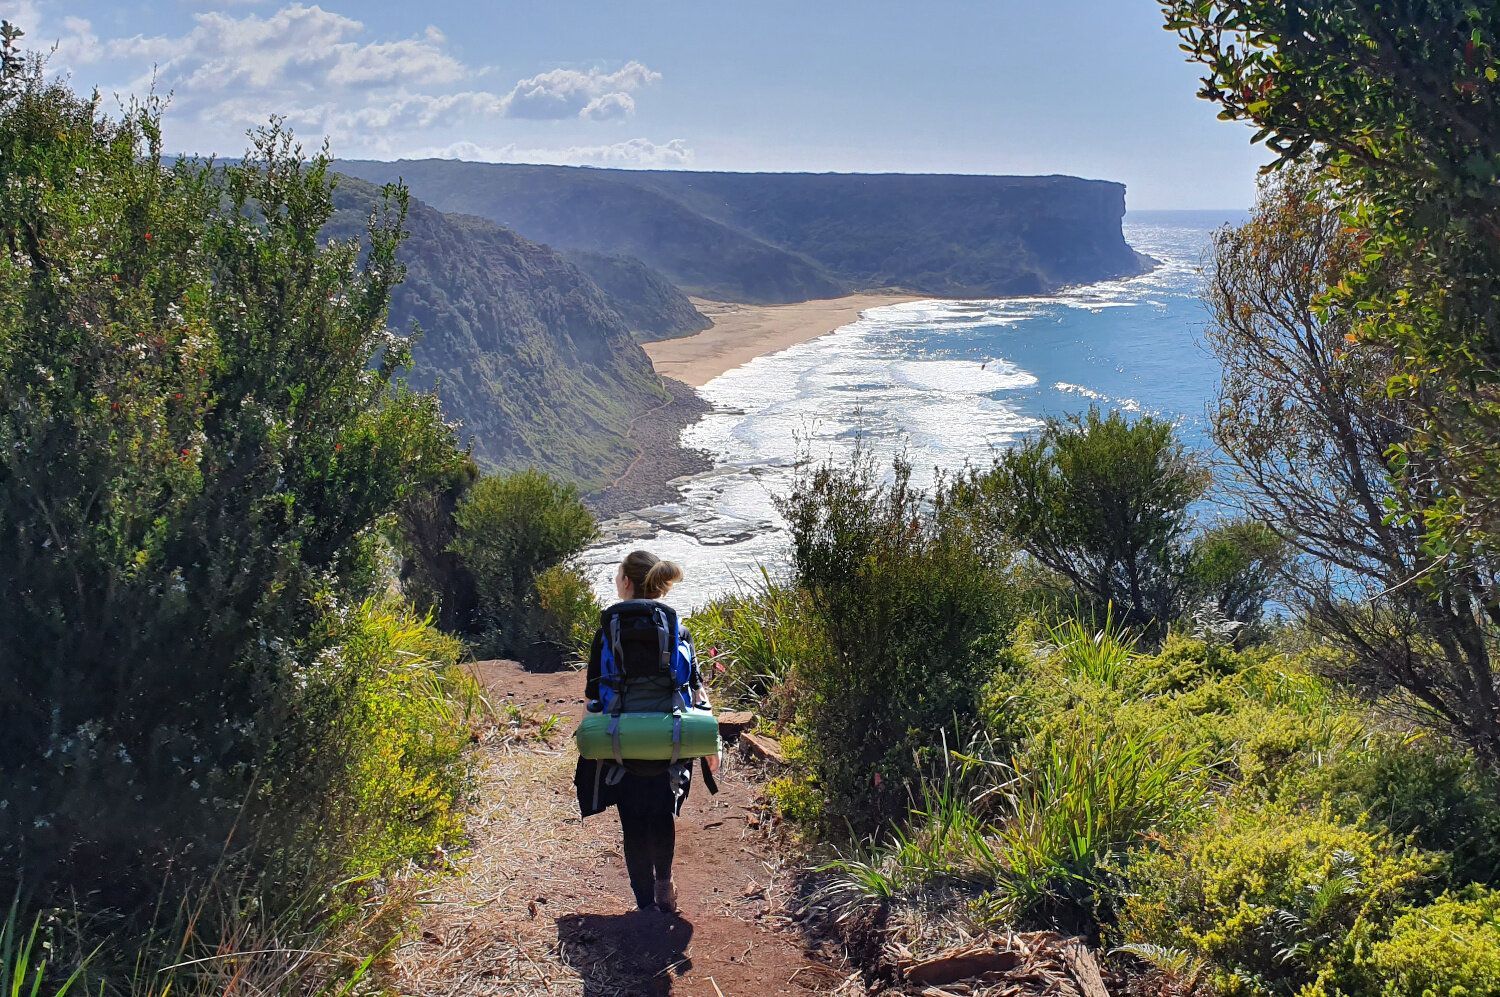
[574,708,722,761]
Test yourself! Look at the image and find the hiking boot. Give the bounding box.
[654,878,678,914]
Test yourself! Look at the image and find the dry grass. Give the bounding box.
[388,739,615,996]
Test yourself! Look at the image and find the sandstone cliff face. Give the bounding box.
[337,160,1148,303]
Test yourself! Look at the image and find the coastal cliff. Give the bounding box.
[328,179,678,488]
[336,160,1149,304]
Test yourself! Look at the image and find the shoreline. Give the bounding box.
[587,292,920,521]
[643,291,923,387]
[585,376,712,519]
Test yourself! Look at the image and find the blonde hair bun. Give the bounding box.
[621,549,684,599]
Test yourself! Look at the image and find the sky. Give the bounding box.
[1,1,1271,210]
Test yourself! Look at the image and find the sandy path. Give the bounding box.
[644,293,921,387]
[391,660,839,997]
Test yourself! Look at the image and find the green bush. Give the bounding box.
[296,598,476,878]
[1183,519,1287,640]
[766,773,826,826]
[963,409,1285,634]
[1117,806,1437,996]
[1124,631,1246,696]
[395,456,481,633]
[1362,888,1500,997]
[448,468,598,660]
[0,57,459,906]
[534,564,602,664]
[778,452,1018,836]
[963,408,1209,629]
[1286,735,1500,889]
[1128,655,1365,792]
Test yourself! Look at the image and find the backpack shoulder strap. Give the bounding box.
[597,607,628,716]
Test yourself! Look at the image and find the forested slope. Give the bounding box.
[329,178,668,485]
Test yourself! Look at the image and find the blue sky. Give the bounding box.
[2,1,1269,209]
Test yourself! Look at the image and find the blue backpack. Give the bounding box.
[596,600,698,761]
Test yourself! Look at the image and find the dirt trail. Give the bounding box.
[392,660,842,997]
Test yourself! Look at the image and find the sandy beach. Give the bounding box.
[643,292,921,387]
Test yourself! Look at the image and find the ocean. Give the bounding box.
[584,210,1245,611]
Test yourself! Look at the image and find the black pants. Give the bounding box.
[615,770,677,908]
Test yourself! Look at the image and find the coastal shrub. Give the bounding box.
[778,451,1018,836]
[1117,806,1436,996]
[287,598,476,879]
[1162,2,1500,654]
[686,571,824,715]
[0,58,460,908]
[761,731,829,825]
[1285,734,1500,889]
[1361,888,1500,997]
[766,775,826,827]
[987,718,1206,927]
[534,564,602,665]
[395,455,482,634]
[449,468,598,660]
[1182,518,1287,641]
[963,408,1210,630]
[1116,651,1367,794]
[1197,161,1500,771]
[1123,631,1245,696]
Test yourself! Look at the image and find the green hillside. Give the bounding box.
[328,178,669,487]
[565,250,711,341]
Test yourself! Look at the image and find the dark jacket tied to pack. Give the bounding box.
[573,599,719,818]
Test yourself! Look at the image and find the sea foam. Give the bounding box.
[583,215,1229,610]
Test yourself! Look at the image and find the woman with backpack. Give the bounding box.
[575,549,716,915]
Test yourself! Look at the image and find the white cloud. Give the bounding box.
[427,137,694,169]
[7,3,667,160]
[500,61,659,120]
[580,91,634,121]
[0,1,42,31]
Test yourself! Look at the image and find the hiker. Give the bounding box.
[574,550,718,914]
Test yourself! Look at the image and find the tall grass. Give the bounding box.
[815,738,1005,912]
[818,720,1207,929]
[1047,604,1138,687]
[986,722,1206,925]
[21,869,412,996]
[4,902,91,996]
[687,568,823,711]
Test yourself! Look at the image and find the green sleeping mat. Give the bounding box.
[574,708,722,761]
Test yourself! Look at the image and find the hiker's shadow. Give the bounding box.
[556,912,695,996]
